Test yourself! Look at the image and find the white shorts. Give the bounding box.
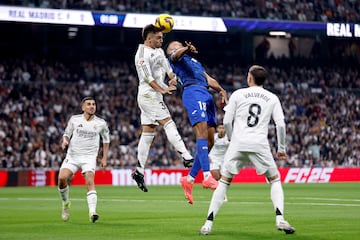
[137,94,170,125]
[221,144,278,179]
[60,156,97,174]
[209,155,224,171]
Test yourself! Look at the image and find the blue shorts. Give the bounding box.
[182,86,217,127]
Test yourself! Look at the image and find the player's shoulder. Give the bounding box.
[94,115,108,125]
[70,114,83,120]
[136,44,153,57]
[94,115,106,122]
[156,47,165,54]
[230,88,246,99]
[262,88,280,101]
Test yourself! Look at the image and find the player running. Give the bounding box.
[58,97,110,223]
[209,124,230,181]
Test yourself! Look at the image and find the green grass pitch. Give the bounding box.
[0,183,359,240]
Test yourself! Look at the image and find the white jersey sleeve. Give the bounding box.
[135,44,171,94]
[224,86,285,153]
[64,114,110,158]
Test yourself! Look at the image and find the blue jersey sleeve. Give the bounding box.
[169,54,208,88]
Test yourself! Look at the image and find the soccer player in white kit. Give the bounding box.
[133,24,193,192]
[209,124,230,181]
[209,124,230,202]
[200,65,295,235]
[58,97,110,223]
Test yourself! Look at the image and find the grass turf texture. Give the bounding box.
[0,183,359,240]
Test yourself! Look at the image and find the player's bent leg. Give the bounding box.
[161,118,194,167]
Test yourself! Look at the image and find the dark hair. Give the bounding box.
[81,96,95,106]
[142,24,161,41]
[249,65,268,86]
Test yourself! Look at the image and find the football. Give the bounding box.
[155,14,174,33]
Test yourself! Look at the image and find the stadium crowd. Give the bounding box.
[2,0,360,23]
[0,55,359,170]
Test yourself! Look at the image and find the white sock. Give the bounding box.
[204,220,213,228]
[87,190,97,214]
[203,171,211,180]
[58,186,69,205]
[270,180,285,223]
[206,179,230,220]
[137,132,155,175]
[163,120,191,159]
[186,175,195,183]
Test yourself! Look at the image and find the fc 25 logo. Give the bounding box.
[284,168,334,183]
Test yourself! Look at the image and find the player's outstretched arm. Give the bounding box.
[205,72,228,104]
[170,41,198,62]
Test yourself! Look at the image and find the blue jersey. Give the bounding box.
[169,54,216,127]
[169,54,208,88]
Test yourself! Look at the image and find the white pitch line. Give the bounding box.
[0,197,359,207]
[290,197,360,202]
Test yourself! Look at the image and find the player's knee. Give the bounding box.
[211,170,221,181]
[58,175,68,187]
[220,169,234,181]
[267,175,280,183]
[219,176,232,185]
[58,170,69,182]
[266,170,281,183]
[84,172,95,185]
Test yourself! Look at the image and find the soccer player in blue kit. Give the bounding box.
[167,41,228,204]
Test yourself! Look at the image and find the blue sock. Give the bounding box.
[197,138,210,172]
[189,138,209,178]
[189,155,201,178]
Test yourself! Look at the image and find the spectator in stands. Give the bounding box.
[4,0,359,23]
[0,57,359,170]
